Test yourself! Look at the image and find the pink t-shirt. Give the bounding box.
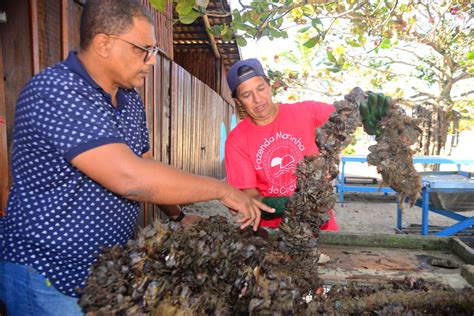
[225,101,339,230]
[225,101,335,196]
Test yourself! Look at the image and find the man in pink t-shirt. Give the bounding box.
[225,58,339,230]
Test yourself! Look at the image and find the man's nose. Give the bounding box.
[252,92,262,103]
[146,55,157,66]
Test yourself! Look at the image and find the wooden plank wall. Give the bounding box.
[0,0,34,214]
[170,64,234,179]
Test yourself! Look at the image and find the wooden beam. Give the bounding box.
[60,0,69,59]
[29,0,40,74]
[0,40,9,215]
[202,15,221,59]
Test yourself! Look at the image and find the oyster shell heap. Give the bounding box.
[78,217,474,315]
[78,217,321,315]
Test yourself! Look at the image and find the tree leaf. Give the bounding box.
[379,38,391,49]
[178,9,201,24]
[232,9,241,23]
[301,5,313,16]
[211,25,222,36]
[176,0,194,15]
[346,38,361,47]
[327,51,337,63]
[298,26,312,33]
[311,18,323,32]
[236,36,248,47]
[149,0,168,12]
[269,28,282,38]
[303,36,319,48]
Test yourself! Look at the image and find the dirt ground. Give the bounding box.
[183,191,474,236]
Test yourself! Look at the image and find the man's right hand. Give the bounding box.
[219,184,275,231]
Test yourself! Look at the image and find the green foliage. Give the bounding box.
[152,0,473,139]
[341,145,355,155]
[453,99,474,131]
[150,0,167,12]
[415,65,437,86]
[150,0,203,24]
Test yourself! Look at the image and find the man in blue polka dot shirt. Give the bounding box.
[0,0,273,314]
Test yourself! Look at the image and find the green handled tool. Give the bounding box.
[260,196,289,220]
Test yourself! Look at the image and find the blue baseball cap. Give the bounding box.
[226,58,267,97]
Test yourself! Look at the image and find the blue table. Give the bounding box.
[396,171,474,236]
[336,155,474,203]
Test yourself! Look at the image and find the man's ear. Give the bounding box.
[91,34,112,59]
[234,98,242,107]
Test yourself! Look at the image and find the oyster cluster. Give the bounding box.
[289,87,422,225]
[367,101,422,206]
[78,218,474,315]
[78,217,322,315]
[286,87,363,239]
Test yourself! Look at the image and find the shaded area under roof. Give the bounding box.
[173,0,241,71]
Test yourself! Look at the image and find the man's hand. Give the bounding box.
[219,184,275,231]
[359,92,390,137]
[261,196,289,219]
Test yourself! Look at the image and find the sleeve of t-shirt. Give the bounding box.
[28,89,128,162]
[224,132,258,189]
[303,101,335,127]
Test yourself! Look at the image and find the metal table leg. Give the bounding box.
[421,187,429,235]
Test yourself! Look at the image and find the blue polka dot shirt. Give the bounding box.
[0,52,150,297]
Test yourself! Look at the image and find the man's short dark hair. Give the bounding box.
[80,0,153,49]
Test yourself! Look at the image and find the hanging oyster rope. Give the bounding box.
[367,101,422,207]
[288,86,422,238]
[286,87,363,239]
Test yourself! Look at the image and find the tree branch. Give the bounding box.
[395,47,442,72]
[205,11,232,17]
[430,0,453,42]
[452,72,470,84]
[409,91,437,99]
[456,90,474,98]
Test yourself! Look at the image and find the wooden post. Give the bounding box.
[60,0,69,59]
[0,40,9,215]
[29,0,40,74]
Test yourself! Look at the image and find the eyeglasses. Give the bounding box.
[108,34,160,63]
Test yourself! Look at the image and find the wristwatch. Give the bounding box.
[169,211,186,222]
